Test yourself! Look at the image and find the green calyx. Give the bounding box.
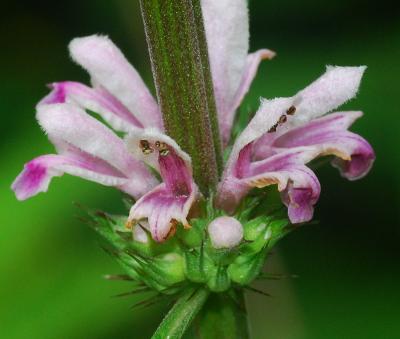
[79,191,294,338]
[81,195,291,295]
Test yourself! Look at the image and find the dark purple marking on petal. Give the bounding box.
[42,83,67,104]
[158,148,192,197]
[234,143,252,179]
[13,160,48,200]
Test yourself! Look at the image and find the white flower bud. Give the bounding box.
[208,216,243,249]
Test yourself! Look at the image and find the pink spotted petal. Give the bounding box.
[39,81,143,131]
[69,35,162,129]
[126,130,197,242]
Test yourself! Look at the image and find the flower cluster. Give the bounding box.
[12,0,374,248]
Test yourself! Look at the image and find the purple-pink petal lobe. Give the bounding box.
[12,156,60,201]
[39,81,144,131]
[268,111,375,181]
[11,154,129,201]
[217,145,322,223]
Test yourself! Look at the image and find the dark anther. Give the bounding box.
[140,140,150,149]
[278,115,287,124]
[286,106,296,115]
[155,141,167,149]
[268,123,278,133]
[155,140,169,156]
[139,139,153,154]
[160,149,170,156]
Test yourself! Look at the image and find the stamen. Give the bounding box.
[286,106,296,115]
[160,149,170,156]
[156,140,170,156]
[268,123,278,133]
[155,141,167,149]
[139,139,154,155]
[278,115,287,124]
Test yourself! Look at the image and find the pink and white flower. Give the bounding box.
[12,0,374,240]
[217,66,375,223]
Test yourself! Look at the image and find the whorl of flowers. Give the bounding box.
[11,1,375,336]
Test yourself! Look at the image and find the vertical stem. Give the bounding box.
[139,0,222,195]
[187,291,250,339]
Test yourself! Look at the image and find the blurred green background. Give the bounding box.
[1,0,399,338]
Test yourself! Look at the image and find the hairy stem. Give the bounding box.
[188,290,250,339]
[139,0,222,195]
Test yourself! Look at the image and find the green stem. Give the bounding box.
[187,290,250,339]
[139,0,222,195]
[152,287,210,339]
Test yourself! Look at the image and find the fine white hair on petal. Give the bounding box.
[291,66,366,127]
[202,0,249,120]
[208,216,244,249]
[37,103,138,175]
[69,35,162,129]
